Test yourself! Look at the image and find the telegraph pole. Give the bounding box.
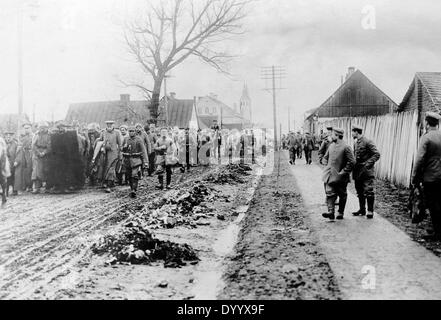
[17,2,23,116]
[261,66,286,151]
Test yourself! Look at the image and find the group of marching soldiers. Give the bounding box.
[282,131,317,165]
[1,119,262,200]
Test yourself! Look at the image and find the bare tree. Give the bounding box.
[124,0,250,125]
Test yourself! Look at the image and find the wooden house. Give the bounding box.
[304,67,397,133]
[398,72,441,127]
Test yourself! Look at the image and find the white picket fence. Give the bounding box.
[319,110,420,187]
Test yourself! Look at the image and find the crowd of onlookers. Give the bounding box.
[0,119,268,200]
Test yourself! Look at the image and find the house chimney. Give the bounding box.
[170,92,176,99]
[345,67,355,80]
[120,94,130,102]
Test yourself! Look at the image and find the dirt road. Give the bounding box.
[0,168,209,299]
[221,152,342,299]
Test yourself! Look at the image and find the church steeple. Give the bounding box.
[239,83,252,123]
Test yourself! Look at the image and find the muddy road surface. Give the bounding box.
[221,153,342,299]
[0,167,210,299]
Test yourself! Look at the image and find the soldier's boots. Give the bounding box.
[322,197,336,220]
[336,212,344,220]
[366,197,375,219]
[352,197,367,216]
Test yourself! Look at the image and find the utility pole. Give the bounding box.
[288,105,291,132]
[17,2,23,116]
[261,66,286,151]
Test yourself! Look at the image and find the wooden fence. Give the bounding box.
[319,110,420,187]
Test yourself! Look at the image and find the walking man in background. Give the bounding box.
[122,126,148,198]
[321,128,355,220]
[4,132,17,196]
[287,131,299,165]
[16,123,34,192]
[31,122,51,194]
[146,123,157,176]
[303,131,315,165]
[99,120,122,193]
[412,112,441,241]
[351,124,381,219]
[318,126,334,165]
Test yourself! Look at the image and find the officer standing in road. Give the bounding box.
[321,128,355,220]
[351,124,381,219]
[412,112,441,241]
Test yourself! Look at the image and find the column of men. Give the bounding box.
[285,131,316,165]
[1,121,264,201]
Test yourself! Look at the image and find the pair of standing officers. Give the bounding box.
[321,125,380,220]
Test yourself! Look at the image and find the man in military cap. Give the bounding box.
[318,126,334,165]
[303,131,315,165]
[287,131,299,165]
[146,123,157,176]
[412,111,441,240]
[295,131,303,159]
[121,126,148,198]
[99,120,122,193]
[15,122,34,192]
[31,122,51,194]
[4,131,18,195]
[322,128,355,220]
[135,123,152,159]
[351,124,380,219]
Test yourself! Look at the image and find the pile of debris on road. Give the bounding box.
[91,163,253,267]
[204,163,252,184]
[135,183,219,229]
[91,225,199,268]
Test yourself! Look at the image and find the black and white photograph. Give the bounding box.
[1,0,441,306]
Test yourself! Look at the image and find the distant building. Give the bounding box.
[196,93,245,130]
[398,72,441,127]
[66,94,149,128]
[158,93,196,128]
[304,67,397,134]
[239,84,252,125]
[66,93,198,129]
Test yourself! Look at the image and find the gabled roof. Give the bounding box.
[307,69,397,120]
[66,100,150,127]
[158,96,194,128]
[197,96,245,120]
[398,72,441,112]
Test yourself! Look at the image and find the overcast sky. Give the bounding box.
[1,0,441,131]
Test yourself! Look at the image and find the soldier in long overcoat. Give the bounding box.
[303,132,315,165]
[5,132,18,195]
[121,126,148,198]
[412,112,441,241]
[31,122,51,193]
[98,121,122,192]
[14,123,34,192]
[318,126,334,164]
[322,128,355,220]
[351,125,380,219]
